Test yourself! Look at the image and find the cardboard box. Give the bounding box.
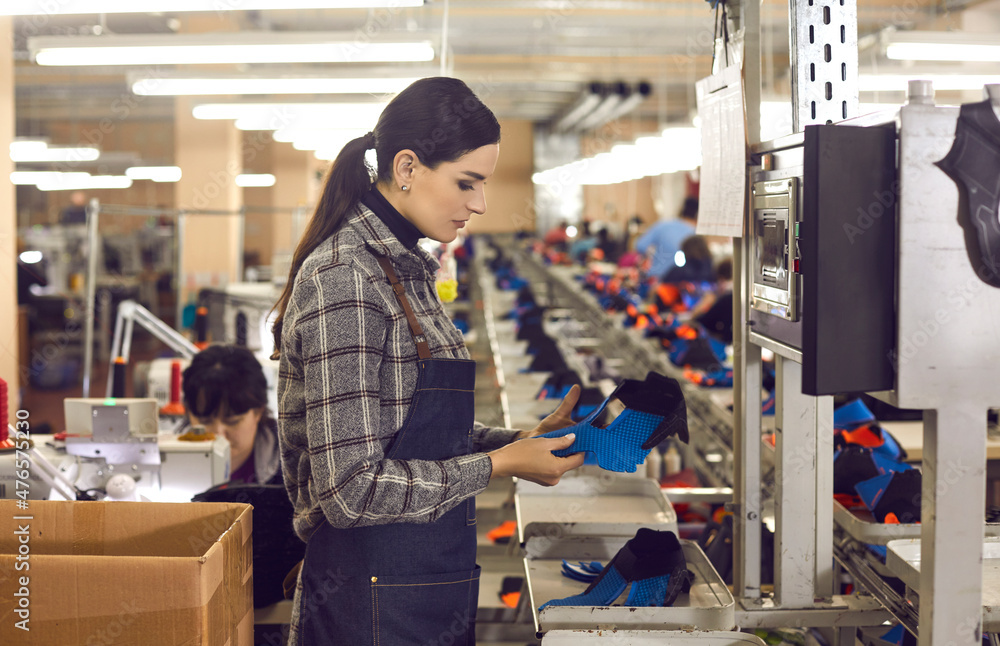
[0,500,253,645]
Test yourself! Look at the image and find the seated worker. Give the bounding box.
[691,257,734,344]
[662,235,715,284]
[182,344,281,484]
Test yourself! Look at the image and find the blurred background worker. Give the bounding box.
[182,344,281,485]
[637,197,698,281]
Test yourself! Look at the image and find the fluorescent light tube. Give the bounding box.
[10,140,48,157]
[274,127,368,144]
[193,102,385,132]
[859,74,1000,92]
[11,171,90,185]
[133,76,421,96]
[36,175,132,191]
[10,145,100,163]
[3,1,423,16]
[126,166,182,182]
[235,174,276,188]
[30,33,434,66]
[885,31,1000,62]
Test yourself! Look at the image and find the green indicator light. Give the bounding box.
[103,398,117,406]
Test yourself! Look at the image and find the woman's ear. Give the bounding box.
[392,149,420,190]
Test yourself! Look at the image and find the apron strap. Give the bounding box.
[375,255,432,360]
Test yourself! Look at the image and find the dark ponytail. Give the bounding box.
[270,135,373,358]
[270,77,500,357]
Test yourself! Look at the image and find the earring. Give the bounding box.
[401,185,409,191]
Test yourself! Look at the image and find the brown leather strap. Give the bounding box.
[375,255,432,359]
[283,559,303,600]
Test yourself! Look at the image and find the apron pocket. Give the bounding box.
[371,566,481,646]
[298,571,373,645]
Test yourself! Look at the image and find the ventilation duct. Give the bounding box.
[552,81,651,133]
[553,82,604,132]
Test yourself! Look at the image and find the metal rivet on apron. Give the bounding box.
[371,576,377,583]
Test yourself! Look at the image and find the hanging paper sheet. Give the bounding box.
[695,64,747,238]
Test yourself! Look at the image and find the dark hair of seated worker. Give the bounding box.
[182,344,281,484]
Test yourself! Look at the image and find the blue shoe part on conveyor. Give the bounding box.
[834,397,877,428]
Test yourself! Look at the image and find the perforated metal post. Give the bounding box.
[789,0,859,132]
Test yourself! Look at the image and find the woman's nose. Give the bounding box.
[468,187,487,215]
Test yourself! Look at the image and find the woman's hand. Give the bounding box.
[516,384,581,441]
[488,433,585,486]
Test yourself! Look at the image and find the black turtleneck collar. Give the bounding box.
[361,187,423,250]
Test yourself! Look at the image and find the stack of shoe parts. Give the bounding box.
[832,398,919,524]
[541,528,694,609]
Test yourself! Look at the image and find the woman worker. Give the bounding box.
[182,344,281,485]
[270,77,585,644]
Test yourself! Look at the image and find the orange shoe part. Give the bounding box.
[677,325,698,340]
[486,520,516,543]
[840,425,883,448]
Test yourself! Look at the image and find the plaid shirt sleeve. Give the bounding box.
[280,257,494,538]
[471,422,520,452]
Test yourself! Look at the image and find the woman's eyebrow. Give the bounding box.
[461,171,485,180]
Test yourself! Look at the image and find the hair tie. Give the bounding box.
[364,131,376,149]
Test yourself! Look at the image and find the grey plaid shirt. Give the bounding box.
[277,202,519,544]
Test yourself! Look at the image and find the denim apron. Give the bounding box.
[296,256,480,645]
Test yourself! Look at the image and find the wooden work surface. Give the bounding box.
[881,420,1000,462]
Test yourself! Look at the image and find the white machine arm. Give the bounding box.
[105,300,200,398]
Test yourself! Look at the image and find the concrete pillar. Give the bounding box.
[271,141,314,258]
[0,17,19,415]
[241,136,315,269]
[242,132,274,269]
[174,96,242,308]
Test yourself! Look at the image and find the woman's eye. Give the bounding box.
[459,182,473,191]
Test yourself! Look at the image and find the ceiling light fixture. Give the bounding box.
[859,73,1000,92]
[272,127,367,145]
[193,102,385,132]
[551,81,652,133]
[10,171,90,186]
[132,75,422,97]
[884,30,1000,63]
[553,82,604,132]
[534,126,701,187]
[29,33,435,67]
[574,82,629,131]
[10,142,100,163]
[36,175,132,191]
[4,1,423,16]
[125,166,182,182]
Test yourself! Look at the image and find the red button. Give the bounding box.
[793,259,800,272]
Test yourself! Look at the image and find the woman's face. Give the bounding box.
[401,143,500,243]
[189,406,263,474]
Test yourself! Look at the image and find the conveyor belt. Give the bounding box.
[506,244,739,489]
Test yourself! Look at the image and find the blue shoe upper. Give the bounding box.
[537,372,688,473]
